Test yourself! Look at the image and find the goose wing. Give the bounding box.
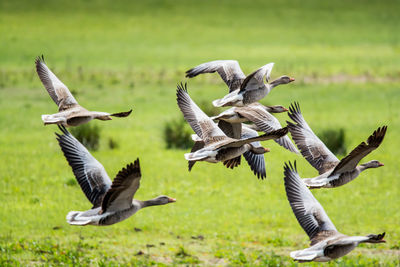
[185,60,246,92]
[56,126,111,208]
[35,56,78,111]
[101,159,141,213]
[218,127,288,149]
[239,63,274,93]
[242,126,266,179]
[217,120,242,139]
[287,102,339,174]
[236,104,298,153]
[284,161,338,243]
[176,82,227,145]
[330,126,387,175]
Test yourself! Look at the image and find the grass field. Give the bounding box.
[1,0,399,266]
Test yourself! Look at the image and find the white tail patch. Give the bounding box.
[41,114,65,125]
[212,98,225,107]
[290,250,318,262]
[66,211,92,226]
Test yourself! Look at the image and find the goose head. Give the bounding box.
[365,232,386,243]
[153,195,177,205]
[250,146,270,154]
[361,160,384,169]
[269,76,295,88]
[141,195,176,208]
[265,105,288,113]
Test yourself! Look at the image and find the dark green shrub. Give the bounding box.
[318,128,346,155]
[108,137,119,150]
[70,123,100,151]
[163,118,193,149]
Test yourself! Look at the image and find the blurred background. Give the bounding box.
[0,0,399,265]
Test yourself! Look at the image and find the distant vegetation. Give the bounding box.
[0,0,399,265]
[163,118,193,149]
[70,124,100,151]
[319,128,347,155]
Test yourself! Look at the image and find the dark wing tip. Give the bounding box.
[176,82,188,92]
[131,158,141,177]
[176,82,189,101]
[57,125,69,136]
[111,109,133,117]
[185,68,195,78]
[367,125,388,147]
[271,126,288,138]
[35,55,45,65]
[288,101,301,115]
[380,232,386,239]
[283,160,298,178]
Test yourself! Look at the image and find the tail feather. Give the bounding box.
[42,114,65,125]
[212,98,226,107]
[66,211,92,226]
[290,250,318,262]
[184,152,208,161]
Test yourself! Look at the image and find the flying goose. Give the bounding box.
[185,60,295,107]
[189,122,268,179]
[287,102,386,188]
[284,161,386,262]
[176,82,288,169]
[210,102,298,153]
[36,56,132,127]
[56,126,175,226]
[203,62,294,107]
[186,60,246,92]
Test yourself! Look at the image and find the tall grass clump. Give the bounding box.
[163,118,193,149]
[70,124,100,151]
[318,128,346,155]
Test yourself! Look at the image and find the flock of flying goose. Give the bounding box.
[36,56,387,262]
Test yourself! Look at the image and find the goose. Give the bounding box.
[36,56,132,127]
[55,126,175,226]
[283,161,386,262]
[287,102,386,189]
[186,60,246,92]
[210,102,298,153]
[189,122,268,179]
[176,82,288,169]
[185,60,294,107]
[185,60,295,104]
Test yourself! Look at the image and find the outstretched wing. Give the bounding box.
[330,126,387,175]
[219,127,288,149]
[35,55,78,111]
[242,126,266,179]
[185,60,246,92]
[239,63,274,93]
[283,161,338,243]
[287,102,339,174]
[56,125,111,208]
[101,159,142,213]
[176,82,227,145]
[236,104,298,153]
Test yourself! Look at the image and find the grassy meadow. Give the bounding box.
[0,0,399,265]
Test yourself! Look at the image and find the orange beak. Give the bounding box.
[378,162,384,167]
[283,107,289,112]
[264,148,270,153]
[289,77,295,82]
[168,198,176,203]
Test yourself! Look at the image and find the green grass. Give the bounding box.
[0,0,399,265]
